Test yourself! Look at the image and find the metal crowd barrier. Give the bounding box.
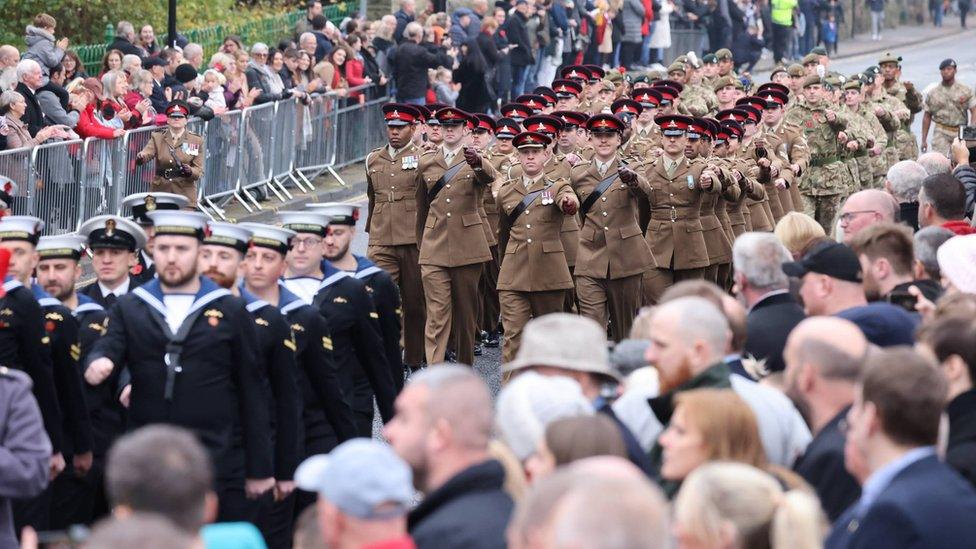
[0,84,390,232]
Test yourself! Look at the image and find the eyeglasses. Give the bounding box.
[838,210,879,224]
[292,237,323,248]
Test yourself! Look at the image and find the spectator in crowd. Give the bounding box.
[22,13,68,83]
[321,47,350,96]
[770,0,796,63]
[83,514,195,549]
[838,189,897,244]
[14,59,50,137]
[733,232,806,374]
[868,0,885,39]
[62,50,87,81]
[221,35,244,56]
[912,225,954,298]
[245,43,292,105]
[0,364,52,549]
[200,69,227,112]
[300,32,320,62]
[505,0,534,99]
[523,415,628,482]
[432,67,458,106]
[674,462,825,549]
[126,69,164,125]
[67,82,125,139]
[109,21,145,58]
[0,45,20,92]
[918,151,952,175]
[850,222,940,302]
[122,54,143,75]
[295,0,324,40]
[36,63,79,129]
[938,234,976,297]
[918,173,975,235]
[390,22,453,105]
[344,35,373,101]
[295,439,415,549]
[395,0,417,43]
[101,70,140,129]
[293,506,322,549]
[183,43,204,71]
[100,48,124,78]
[455,40,493,113]
[733,24,765,73]
[775,211,827,260]
[450,9,475,47]
[384,365,513,549]
[641,296,811,468]
[949,139,976,217]
[785,317,866,521]
[495,370,593,464]
[619,0,647,68]
[311,15,336,62]
[139,25,160,56]
[827,348,976,547]
[142,56,168,113]
[883,160,928,232]
[917,315,976,489]
[783,240,919,346]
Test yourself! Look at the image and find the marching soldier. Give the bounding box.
[720,107,774,232]
[500,102,533,125]
[552,79,584,111]
[279,210,395,436]
[199,221,302,546]
[826,75,872,195]
[240,223,357,517]
[482,118,519,341]
[79,214,150,309]
[642,115,722,303]
[703,119,742,289]
[414,107,497,366]
[783,75,853,233]
[685,118,734,285]
[469,114,501,355]
[364,104,426,372]
[85,211,274,523]
[864,66,909,173]
[714,48,738,80]
[120,192,189,287]
[842,78,888,191]
[757,84,809,212]
[714,75,742,113]
[134,101,204,208]
[878,52,924,160]
[312,202,405,390]
[718,120,765,236]
[921,58,976,157]
[571,114,654,341]
[496,131,580,361]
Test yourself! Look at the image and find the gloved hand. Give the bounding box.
[180,164,193,177]
[619,166,638,187]
[464,147,482,169]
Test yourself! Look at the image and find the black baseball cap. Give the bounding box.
[782,241,863,283]
[940,58,957,70]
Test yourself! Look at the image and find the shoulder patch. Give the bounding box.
[322,336,334,351]
[290,323,305,333]
[255,318,270,327]
[45,311,64,322]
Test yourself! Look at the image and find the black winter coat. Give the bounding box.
[390,41,453,101]
[947,390,976,490]
[505,12,535,67]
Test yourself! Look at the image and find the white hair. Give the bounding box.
[404,21,424,40]
[183,43,203,61]
[733,232,793,291]
[655,297,730,358]
[886,160,928,202]
[116,21,135,38]
[0,89,24,110]
[15,59,41,81]
[299,32,316,44]
[122,54,142,70]
[917,152,951,176]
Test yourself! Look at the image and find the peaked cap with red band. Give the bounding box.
[586,114,625,134]
[551,79,584,98]
[522,115,563,136]
[631,88,662,107]
[654,114,694,136]
[495,117,521,138]
[382,103,421,126]
[551,110,588,128]
[610,98,643,116]
[513,131,552,149]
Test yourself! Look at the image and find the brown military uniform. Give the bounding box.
[137,129,204,207]
[415,147,496,366]
[642,154,721,304]
[738,138,776,231]
[365,143,427,366]
[571,157,654,342]
[477,148,516,335]
[496,175,578,361]
[762,119,810,214]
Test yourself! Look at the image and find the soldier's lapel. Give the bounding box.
[672,156,690,179]
[654,156,670,180]
[527,177,548,194]
[435,150,449,169]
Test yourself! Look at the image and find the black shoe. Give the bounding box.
[484,330,500,348]
[446,350,458,363]
[474,342,484,356]
[477,330,489,343]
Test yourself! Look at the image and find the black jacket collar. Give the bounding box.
[408,459,506,529]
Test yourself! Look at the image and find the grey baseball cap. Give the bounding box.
[294,439,414,519]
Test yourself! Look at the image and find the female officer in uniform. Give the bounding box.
[135,100,204,208]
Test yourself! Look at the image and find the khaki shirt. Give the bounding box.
[366,143,422,246]
[924,81,976,128]
[138,129,204,184]
[644,155,719,269]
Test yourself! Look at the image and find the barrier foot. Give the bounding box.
[241,187,264,210]
[267,181,290,203]
[289,172,313,193]
[271,177,294,200]
[327,166,347,187]
[203,197,228,221]
[233,191,256,213]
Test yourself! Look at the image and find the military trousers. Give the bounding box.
[577,273,642,343]
[367,243,426,366]
[478,246,501,333]
[931,128,956,158]
[421,263,482,366]
[643,266,710,306]
[776,185,795,215]
[801,193,845,236]
[499,289,567,363]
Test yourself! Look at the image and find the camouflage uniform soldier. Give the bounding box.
[783,75,853,233]
[864,66,908,174]
[921,58,976,157]
[829,75,872,194]
[878,52,923,160]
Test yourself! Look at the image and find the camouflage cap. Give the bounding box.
[841,78,862,91]
[667,61,687,74]
[878,51,902,66]
[713,75,740,92]
[786,63,806,77]
[801,53,820,66]
[714,48,733,61]
[810,45,829,57]
[600,78,616,91]
[606,70,624,83]
[801,74,824,88]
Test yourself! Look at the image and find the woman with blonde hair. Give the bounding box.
[673,462,826,549]
[774,212,827,260]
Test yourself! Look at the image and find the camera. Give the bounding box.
[960,126,976,141]
[887,290,918,313]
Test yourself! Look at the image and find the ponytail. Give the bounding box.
[771,490,826,549]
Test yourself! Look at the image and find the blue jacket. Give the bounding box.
[827,454,976,549]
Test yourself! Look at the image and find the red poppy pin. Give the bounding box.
[45,320,56,332]
[130,264,144,275]
[209,317,219,327]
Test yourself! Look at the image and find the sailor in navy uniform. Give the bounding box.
[0,176,18,216]
[0,219,63,474]
[84,211,274,523]
[35,234,115,526]
[240,222,359,521]
[309,202,405,392]
[0,218,92,532]
[279,211,396,438]
[120,191,190,287]
[78,215,149,309]
[199,221,302,547]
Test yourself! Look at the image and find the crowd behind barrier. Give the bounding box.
[0,83,389,232]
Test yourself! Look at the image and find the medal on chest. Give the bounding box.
[541,189,554,205]
[402,155,418,170]
[687,174,695,190]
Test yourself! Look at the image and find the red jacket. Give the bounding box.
[345,56,368,100]
[75,103,119,140]
[942,220,976,236]
[641,0,654,35]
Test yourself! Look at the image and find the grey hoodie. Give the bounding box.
[22,25,65,81]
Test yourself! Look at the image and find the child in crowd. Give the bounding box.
[23,13,69,82]
[432,67,458,106]
[822,14,838,55]
[202,69,228,111]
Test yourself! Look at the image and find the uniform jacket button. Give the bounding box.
[526,224,531,228]
[446,198,451,203]
[603,226,609,231]
[527,238,533,243]
[447,212,452,217]
[446,184,452,188]
[602,196,607,201]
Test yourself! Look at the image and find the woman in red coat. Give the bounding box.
[69,86,123,140]
[343,35,372,102]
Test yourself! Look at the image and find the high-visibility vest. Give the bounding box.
[771,0,797,26]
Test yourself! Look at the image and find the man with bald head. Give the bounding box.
[384,365,512,549]
[0,45,19,92]
[838,189,898,244]
[786,317,867,521]
[917,151,952,176]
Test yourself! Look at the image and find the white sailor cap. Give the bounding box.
[0,216,45,245]
[305,202,359,226]
[203,221,253,253]
[0,176,18,209]
[146,211,209,240]
[121,192,190,224]
[277,211,333,236]
[37,234,87,261]
[240,222,296,255]
[79,215,148,251]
